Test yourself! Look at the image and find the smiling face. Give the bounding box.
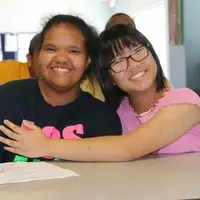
[38,24,90,92]
[109,45,157,94]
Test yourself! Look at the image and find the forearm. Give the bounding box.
[46,105,200,162]
[47,135,133,162]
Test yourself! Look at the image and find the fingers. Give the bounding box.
[4,146,21,154]
[0,125,20,141]
[23,120,39,130]
[3,120,24,134]
[0,136,19,148]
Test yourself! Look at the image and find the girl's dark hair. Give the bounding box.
[40,14,99,80]
[96,24,166,110]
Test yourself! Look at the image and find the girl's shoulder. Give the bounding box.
[159,88,200,108]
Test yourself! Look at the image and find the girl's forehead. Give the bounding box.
[113,45,141,57]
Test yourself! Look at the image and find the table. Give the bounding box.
[1,153,200,200]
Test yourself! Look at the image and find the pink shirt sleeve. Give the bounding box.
[157,88,200,154]
[159,88,200,109]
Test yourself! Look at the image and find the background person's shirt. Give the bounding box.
[117,88,200,154]
[0,60,30,82]
[0,79,121,163]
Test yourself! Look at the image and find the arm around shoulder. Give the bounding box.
[46,88,200,162]
[124,103,200,160]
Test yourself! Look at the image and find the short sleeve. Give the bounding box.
[159,88,200,109]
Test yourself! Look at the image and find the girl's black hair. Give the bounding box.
[96,24,166,110]
[40,14,99,80]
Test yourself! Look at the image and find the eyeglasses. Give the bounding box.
[109,46,149,73]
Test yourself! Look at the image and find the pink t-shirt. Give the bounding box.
[117,88,200,154]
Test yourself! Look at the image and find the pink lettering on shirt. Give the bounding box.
[62,124,84,139]
[20,121,84,160]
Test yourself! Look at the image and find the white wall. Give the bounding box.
[112,0,163,15]
[134,3,169,78]
[0,0,111,33]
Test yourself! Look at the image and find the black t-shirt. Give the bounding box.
[0,79,122,163]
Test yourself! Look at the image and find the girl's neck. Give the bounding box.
[129,85,164,115]
[38,79,81,106]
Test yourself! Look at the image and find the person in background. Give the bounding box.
[0,33,104,100]
[1,25,200,162]
[0,34,41,83]
[105,13,136,29]
[26,34,42,78]
[0,14,122,163]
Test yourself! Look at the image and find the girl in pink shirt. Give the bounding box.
[0,25,200,161]
[118,88,200,154]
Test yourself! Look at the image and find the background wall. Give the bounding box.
[167,0,200,90]
[169,45,186,88]
[110,0,163,14]
[0,0,111,32]
[183,0,200,90]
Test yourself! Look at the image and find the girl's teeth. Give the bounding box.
[131,71,145,80]
[53,68,69,72]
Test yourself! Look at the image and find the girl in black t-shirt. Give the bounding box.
[0,15,122,163]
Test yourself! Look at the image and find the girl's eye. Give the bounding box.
[69,49,81,54]
[45,48,56,52]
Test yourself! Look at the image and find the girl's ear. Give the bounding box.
[85,57,91,69]
[112,82,116,86]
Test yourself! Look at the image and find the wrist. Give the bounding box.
[43,138,53,157]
